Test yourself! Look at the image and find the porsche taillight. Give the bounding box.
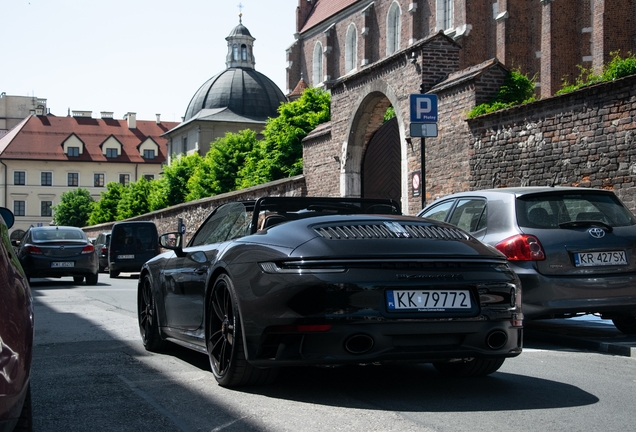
[81,244,95,254]
[495,234,545,261]
[25,245,43,255]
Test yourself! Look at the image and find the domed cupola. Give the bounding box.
[182,14,287,123]
[226,14,256,69]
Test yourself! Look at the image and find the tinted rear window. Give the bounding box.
[516,192,636,228]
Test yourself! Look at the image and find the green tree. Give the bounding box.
[161,153,202,207]
[238,87,330,188]
[186,129,258,201]
[116,177,153,220]
[53,188,95,227]
[88,182,125,225]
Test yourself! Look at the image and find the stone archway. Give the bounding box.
[339,79,407,212]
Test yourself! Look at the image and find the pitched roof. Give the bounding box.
[0,115,179,163]
[300,0,360,33]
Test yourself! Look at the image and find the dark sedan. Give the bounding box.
[138,197,523,387]
[419,187,636,334]
[17,226,99,285]
[0,207,33,431]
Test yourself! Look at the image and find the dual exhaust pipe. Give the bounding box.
[343,330,508,355]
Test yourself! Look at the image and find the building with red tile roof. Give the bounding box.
[0,111,178,235]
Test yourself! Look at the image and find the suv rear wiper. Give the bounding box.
[558,220,613,233]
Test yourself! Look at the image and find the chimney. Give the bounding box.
[100,111,114,119]
[126,112,137,129]
[72,110,92,118]
[156,114,161,124]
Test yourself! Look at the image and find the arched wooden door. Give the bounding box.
[362,117,401,203]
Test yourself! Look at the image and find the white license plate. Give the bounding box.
[386,289,472,311]
[51,262,74,268]
[574,251,628,267]
[117,254,135,259]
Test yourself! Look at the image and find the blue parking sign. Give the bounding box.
[410,94,438,122]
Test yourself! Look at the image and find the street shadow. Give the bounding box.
[234,362,599,412]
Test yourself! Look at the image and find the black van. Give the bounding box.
[108,221,159,278]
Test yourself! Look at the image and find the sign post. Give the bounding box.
[409,94,439,207]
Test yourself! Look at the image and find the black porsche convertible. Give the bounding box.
[138,197,523,387]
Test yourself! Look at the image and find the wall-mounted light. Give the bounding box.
[409,52,417,64]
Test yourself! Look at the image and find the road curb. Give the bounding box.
[524,319,636,358]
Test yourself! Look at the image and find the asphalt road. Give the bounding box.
[29,275,636,432]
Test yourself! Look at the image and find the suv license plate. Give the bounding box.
[52,262,74,268]
[117,254,135,259]
[574,251,627,267]
[387,289,472,311]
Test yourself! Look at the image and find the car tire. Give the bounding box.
[138,274,166,351]
[207,273,277,387]
[433,357,505,377]
[14,383,32,432]
[86,272,99,286]
[109,270,120,278]
[73,276,84,283]
[612,316,636,334]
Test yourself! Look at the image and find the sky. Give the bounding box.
[2,0,298,123]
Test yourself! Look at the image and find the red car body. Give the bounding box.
[0,207,34,431]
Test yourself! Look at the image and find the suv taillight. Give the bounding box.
[495,234,545,261]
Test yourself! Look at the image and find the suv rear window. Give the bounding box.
[516,192,636,229]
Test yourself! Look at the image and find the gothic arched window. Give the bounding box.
[241,44,247,61]
[312,41,323,85]
[345,23,357,74]
[386,2,401,55]
[436,0,454,31]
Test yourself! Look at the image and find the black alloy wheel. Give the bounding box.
[138,274,165,351]
[612,316,636,334]
[207,274,276,387]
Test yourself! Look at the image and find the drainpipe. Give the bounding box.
[0,159,6,207]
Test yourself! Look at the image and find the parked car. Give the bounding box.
[418,186,636,334]
[17,226,99,285]
[109,222,159,278]
[138,196,523,387]
[94,231,111,273]
[0,207,34,431]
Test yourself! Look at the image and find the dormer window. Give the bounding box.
[106,148,118,158]
[143,149,156,159]
[67,147,80,157]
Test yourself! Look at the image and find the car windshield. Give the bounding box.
[189,202,252,247]
[516,192,636,228]
[32,228,85,241]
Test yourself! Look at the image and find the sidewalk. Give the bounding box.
[524,317,636,357]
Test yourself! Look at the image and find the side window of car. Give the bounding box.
[420,200,455,222]
[448,199,487,233]
[190,202,249,247]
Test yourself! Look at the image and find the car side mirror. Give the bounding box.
[159,232,186,257]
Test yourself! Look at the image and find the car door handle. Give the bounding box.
[194,268,207,275]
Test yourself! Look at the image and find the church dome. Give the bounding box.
[183,68,287,122]
[182,17,287,123]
